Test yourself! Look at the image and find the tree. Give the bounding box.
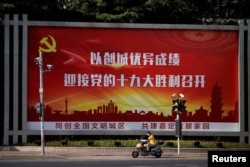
[0,0,85,21]
[0,0,250,24]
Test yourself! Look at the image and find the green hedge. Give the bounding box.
[24,139,250,148]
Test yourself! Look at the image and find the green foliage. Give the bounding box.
[163,140,250,148]
[214,18,238,25]
[0,0,249,24]
[0,2,15,20]
[25,139,250,148]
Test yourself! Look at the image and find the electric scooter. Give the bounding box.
[131,138,163,158]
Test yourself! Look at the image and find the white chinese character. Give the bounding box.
[143,53,154,65]
[117,53,129,65]
[130,52,141,65]
[169,53,180,66]
[143,75,154,87]
[168,75,180,87]
[64,74,76,86]
[194,75,205,88]
[78,74,89,87]
[182,75,193,87]
[90,52,102,64]
[130,74,141,87]
[91,74,102,87]
[155,75,167,87]
[104,52,115,65]
[155,53,167,66]
[103,74,115,87]
[117,74,128,87]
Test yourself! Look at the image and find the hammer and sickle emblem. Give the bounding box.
[38,35,57,53]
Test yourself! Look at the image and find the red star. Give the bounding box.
[194,31,205,37]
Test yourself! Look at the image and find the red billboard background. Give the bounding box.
[27,27,239,131]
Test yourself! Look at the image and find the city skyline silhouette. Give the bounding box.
[28,83,238,122]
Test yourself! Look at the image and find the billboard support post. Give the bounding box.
[35,52,53,155]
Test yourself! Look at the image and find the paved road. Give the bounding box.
[0,147,208,166]
[0,159,208,167]
[0,151,207,160]
[0,146,208,160]
[0,150,207,160]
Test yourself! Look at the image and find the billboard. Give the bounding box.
[27,27,239,132]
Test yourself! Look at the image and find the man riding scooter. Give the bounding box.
[145,131,156,152]
[131,131,163,158]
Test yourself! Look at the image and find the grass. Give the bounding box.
[23,139,250,148]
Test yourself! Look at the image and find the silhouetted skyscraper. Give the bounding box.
[210,83,224,120]
[65,96,68,115]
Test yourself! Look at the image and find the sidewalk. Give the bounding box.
[0,146,208,160]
